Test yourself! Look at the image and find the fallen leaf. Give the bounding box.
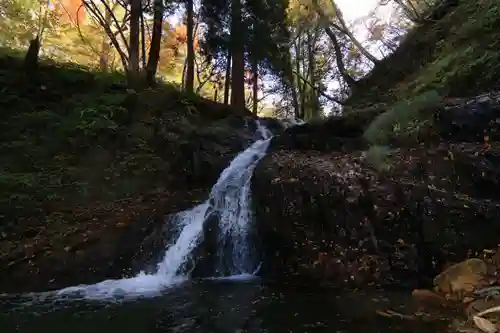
[473,316,497,333]
[477,305,500,317]
[375,310,393,318]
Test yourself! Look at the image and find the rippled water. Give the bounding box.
[0,280,440,333]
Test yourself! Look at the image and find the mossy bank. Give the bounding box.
[0,52,260,292]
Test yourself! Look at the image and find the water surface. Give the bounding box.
[0,280,439,333]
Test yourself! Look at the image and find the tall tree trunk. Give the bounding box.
[128,0,141,86]
[306,31,319,120]
[294,36,305,119]
[140,4,146,69]
[98,1,115,72]
[24,35,40,83]
[99,4,112,72]
[185,0,195,93]
[146,0,164,86]
[251,57,258,115]
[99,40,111,72]
[285,50,300,119]
[290,77,300,119]
[324,26,357,88]
[98,0,119,72]
[223,48,231,105]
[230,0,245,110]
[181,58,187,88]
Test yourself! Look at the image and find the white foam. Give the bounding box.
[52,121,272,301]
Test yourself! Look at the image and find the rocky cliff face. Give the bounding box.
[253,92,500,289]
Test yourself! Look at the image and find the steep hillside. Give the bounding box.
[345,0,500,109]
[0,50,257,292]
[253,0,500,291]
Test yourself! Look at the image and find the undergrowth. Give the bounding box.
[0,50,236,228]
[363,90,442,170]
[346,0,500,108]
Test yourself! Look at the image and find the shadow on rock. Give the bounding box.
[252,91,500,290]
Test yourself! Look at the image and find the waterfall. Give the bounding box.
[54,121,272,301]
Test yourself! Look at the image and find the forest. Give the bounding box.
[2,0,500,331]
[1,0,451,118]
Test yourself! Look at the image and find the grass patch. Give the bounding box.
[363,90,442,146]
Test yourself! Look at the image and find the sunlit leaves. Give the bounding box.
[0,0,59,48]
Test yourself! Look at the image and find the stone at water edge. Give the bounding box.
[433,258,489,302]
[467,297,500,318]
[412,289,453,310]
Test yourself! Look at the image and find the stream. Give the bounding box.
[0,282,438,333]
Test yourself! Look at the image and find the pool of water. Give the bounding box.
[0,279,442,333]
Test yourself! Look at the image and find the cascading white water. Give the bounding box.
[54,121,272,301]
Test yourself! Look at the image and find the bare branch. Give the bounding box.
[83,0,129,52]
[60,3,102,59]
[83,0,129,69]
[293,68,345,105]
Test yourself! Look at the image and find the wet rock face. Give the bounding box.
[253,151,420,288]
[252,92,500,289]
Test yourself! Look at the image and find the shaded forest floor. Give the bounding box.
[0,49,256,292]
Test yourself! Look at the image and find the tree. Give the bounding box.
[229,0,245,110]
[128,0,141,84]
[146,0,164,85]
[223,49,231,104]
[185,0,195,92]
[329,0,379,64]
[381,0,437,23]
[0,0,59,48]
[82,0,130,73]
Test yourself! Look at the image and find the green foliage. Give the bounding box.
[0,51,214,226]
[0,0,59,48]
[347,0,500,108]
[363,90,441,146]
[364,145,393,172]
[76,105,124,136]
